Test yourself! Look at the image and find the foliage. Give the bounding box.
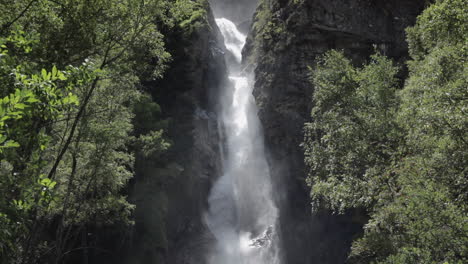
[406,0,467,59]
[170,0,209,32]
[350,159,467,264]
[0,33,88,260]
[303,50,401,213]
[303,0,467,263]
[0,0,200,262]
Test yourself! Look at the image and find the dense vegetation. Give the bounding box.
[303,0,467,263]
[0,0,210,263]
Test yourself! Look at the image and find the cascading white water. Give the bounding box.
[204,18,280,264]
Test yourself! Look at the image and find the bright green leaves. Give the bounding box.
[0,138,19,149]
[41,66,67,82]
[0,31,93,261]
[0,47,82,153]
[0,0,173,262]
[61,92,78,106]
[38,174,56,205]
[4,29,39,54]
[0,88,37,152]
[38,174,56,190]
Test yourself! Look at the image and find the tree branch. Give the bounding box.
[47,77,99,180]
[1,0,38,34]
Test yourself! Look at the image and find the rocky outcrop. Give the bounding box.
[244,0,425,263]
[126,4,227,264]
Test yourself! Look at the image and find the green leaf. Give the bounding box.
[41,69,48,80]
[15,103,26,110]
[4,140,20,148]
[52,66,58,79]
[25,97,39,103]
[57,71,67,81]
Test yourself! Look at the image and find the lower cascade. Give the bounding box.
[204,18,280,264]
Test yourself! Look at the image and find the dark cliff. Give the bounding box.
[126,3,227,264]
[244,0,425,263]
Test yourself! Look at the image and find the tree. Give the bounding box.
[303,50,400,213]
[0,31,87,262]
[303,1,468,263]
[0,0,174,263]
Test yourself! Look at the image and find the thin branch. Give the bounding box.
[47,77,99,180]
[1,0,38,34]
[41,108,116,129]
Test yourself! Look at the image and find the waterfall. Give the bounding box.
[204,17,280,264]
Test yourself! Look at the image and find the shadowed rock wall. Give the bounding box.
[244,0,425,263]
[126,3,227,264]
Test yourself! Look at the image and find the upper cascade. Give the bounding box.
[216,18,246,64]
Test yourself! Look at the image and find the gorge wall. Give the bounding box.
[126,2,227,263]
[125,0,426,263]
[244,0,425,263]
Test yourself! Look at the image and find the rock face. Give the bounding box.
[126,5,227,264]
[244,0,425,263]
